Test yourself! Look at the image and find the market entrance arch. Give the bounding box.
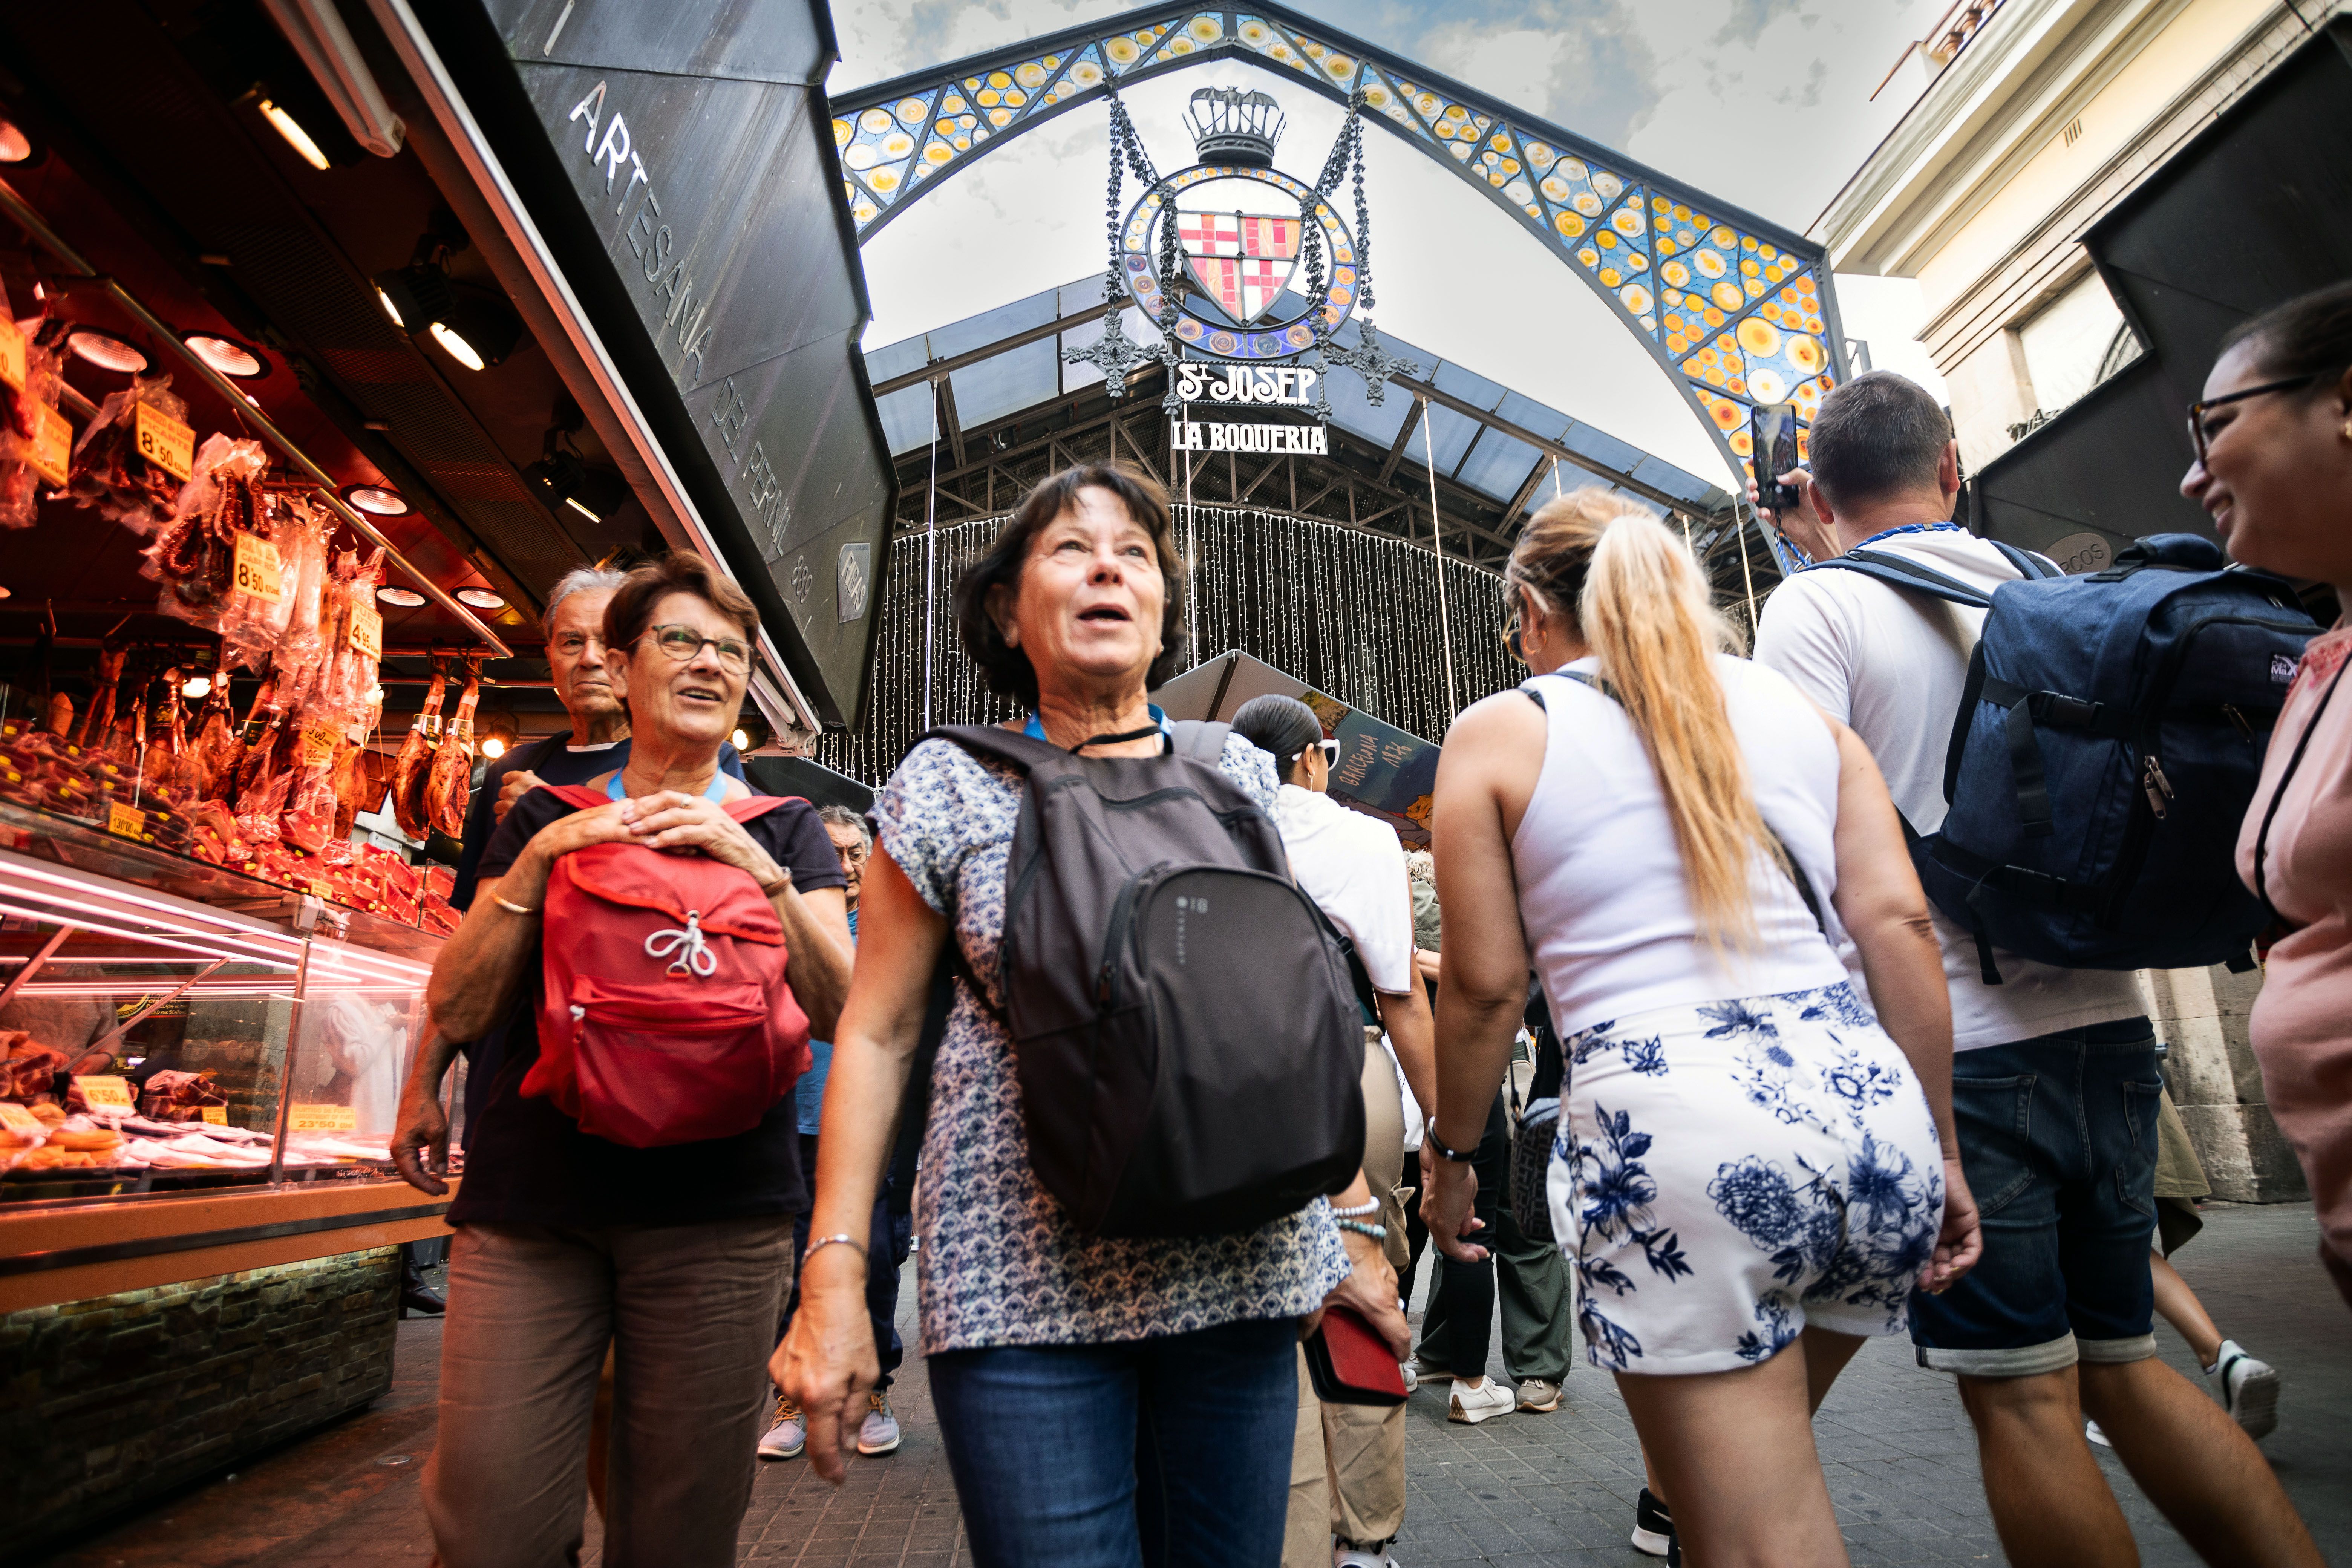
[830,2,1851,483]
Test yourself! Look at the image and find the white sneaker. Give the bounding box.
[1335,1545,1399,1568]
[757,1395,805,1459]
[2207,1340,2280,1440]
[1398,1361,1418,1394]
[1447,1377,1514,1424]
[2085,1418,2112,1449]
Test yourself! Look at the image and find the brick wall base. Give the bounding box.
[0,1245,399,1559]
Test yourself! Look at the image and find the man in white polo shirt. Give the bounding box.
[1752,372,2314,1568]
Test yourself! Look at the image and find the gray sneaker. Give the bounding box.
[757,1395,805,1460]
[857,1389,902,1456]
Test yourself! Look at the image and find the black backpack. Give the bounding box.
[926,721,1367,1238]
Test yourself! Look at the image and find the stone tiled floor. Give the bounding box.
[35,1201,2351,1566]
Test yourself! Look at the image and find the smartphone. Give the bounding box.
[1749,402,1804,513]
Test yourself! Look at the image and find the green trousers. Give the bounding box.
[1418,1109,1574,1383]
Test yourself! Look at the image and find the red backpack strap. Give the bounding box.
[544,783,608,810]
[726,793,799,824]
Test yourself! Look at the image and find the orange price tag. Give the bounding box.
[289,1102,356,1132]
[348,601,383,660]
[106,802,147,839]
[77,1075,136,1110]
[0,1101,43,1140]
[302,726,340,768]
[231,532,284,604]
[199,1105,228,1126]
[27,403,71,487]
[0,317,23,394]
[134,402,194,481]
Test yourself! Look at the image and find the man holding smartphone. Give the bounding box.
[1749,371,2315,1568]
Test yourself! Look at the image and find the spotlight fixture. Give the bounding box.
[371,263,452,333]
[181,332,268,379]
[341,484,412,516]
[426,289,523,371]
[377,586,427,608]
[730,728,751,752]
[0,120,32,163]
[479,736,507,760]
[257,98,330,171]
[182,675,212,699]
[66,328,149,374]
[456,588,505,610]
[523,449,631,524]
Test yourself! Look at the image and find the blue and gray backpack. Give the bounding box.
[1807,533,2316,981]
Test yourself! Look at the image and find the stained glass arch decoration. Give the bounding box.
[830,2,1850,486]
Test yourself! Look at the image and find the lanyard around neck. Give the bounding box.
[1024,703,1174,753]
[607,770,732,803]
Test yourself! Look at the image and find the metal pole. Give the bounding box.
[1733,502,1761,641]
[0,178,514,660]
[1419,396,1458,720]
[922,377,940,733]
[0,923,75,1011]
[1184,446,1197,667]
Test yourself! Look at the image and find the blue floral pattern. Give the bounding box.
[1555,982,1945,1373]
[877,734,1347,1355]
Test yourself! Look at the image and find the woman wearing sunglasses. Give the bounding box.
[1229,694,1436,1568]
[2182,281,2352,1310]
[420,550,855,1567]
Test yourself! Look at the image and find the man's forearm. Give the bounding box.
[403,1027,463,1108]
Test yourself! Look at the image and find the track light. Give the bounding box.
[427,290,523,371]
[341,484,412,516]
[479,736,507,760]
[182,332,269,378]
[0,120,33,163]
[257,99,330,171]
[182,675,212,699]
[523,449,630,522]
[371,264,452,334]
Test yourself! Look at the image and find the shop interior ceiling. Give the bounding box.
[0,0,688,733]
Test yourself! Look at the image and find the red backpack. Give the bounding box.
[521,784,811,1148]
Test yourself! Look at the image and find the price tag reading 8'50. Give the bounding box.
[348,601,383,660]
[0,317,24,394]
[134,402,194,481]
[232,532,285,604]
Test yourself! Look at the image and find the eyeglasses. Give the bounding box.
[1501,615,1525,668]
[2185,373,2321,464]
[1315,739,1340,767]
[643,623,751,672]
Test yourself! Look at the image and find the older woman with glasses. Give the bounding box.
[2183,280,2352,1310]
[418,550,855,1568]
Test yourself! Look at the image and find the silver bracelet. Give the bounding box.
[1331,1197,1380,1218]
[802,1233,868,1267]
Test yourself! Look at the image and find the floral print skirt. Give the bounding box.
[1547,982,1946,1374]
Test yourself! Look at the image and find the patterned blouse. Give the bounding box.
[877,730,1350,1354]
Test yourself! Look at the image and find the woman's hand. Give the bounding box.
[617,791,780,882]
[772,1246,881,1485]
[1423,1154,1489,1263]
[1923,1156,1983,1294]
[1307,1228,1410,1360]
[518,800,638,878]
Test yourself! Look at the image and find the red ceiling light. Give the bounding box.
[341,484,412,516]
[181,332,268,379]
[67,328,149,374]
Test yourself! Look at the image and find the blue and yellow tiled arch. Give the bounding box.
[830,3,1848,488]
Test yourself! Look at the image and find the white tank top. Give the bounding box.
[1513,654,1851,1037]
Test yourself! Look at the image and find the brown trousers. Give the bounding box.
[1286,1033,1410,1561]
[422,1217,793,1568]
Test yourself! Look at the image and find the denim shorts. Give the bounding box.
[1909,1017,2162,1376]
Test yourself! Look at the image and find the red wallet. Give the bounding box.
[1303,1305,1409,1406]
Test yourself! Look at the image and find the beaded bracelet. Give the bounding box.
[1336,1219,1388,1242]
[1331,1197,1380,1218]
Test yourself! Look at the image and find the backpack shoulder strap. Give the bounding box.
[1986,540,2063,581]
[1805,548,1995,608]
[2252,653,2351,916]
[1170,719,1231,763]
[920,723,1064,775]
[725,793,795,824]
[544,783,606,810]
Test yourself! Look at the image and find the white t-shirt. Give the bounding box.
[1753,526,2144,1051]
[1514,656,1852,1037]
[1270,784,1415,994]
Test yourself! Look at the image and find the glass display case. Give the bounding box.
[0,799,441,1203]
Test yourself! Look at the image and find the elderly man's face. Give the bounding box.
[546,589,624,721]
[827,821,870,911]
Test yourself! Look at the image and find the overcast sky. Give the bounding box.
[831,0,1954,483]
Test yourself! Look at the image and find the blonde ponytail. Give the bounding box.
[1509,490,1774,950]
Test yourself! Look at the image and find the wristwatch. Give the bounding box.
[1425,1117,1477,1163]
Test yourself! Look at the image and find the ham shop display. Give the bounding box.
[391,661,447,840]
[426,657,479,840]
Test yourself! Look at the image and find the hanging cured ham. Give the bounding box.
[141,666,186,796]
[74,646,126,750]
[424,658,479,840]
[183,651,241,801]
[391,663,447,841]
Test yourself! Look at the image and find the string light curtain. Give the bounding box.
[817,505,1517,786]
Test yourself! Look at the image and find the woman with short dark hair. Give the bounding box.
[2186,281,2352,1309]
[776,465,1403,1566]
[418,550,854,1568]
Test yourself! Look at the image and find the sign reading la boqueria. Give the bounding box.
[1169,363,1328,453]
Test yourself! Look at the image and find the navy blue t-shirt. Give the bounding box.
[447,784,845,1228]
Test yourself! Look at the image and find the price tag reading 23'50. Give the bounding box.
[289,1103,357,1132]
[232,532,284,604]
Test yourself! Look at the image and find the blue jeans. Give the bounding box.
[929,1315,1300,1568]
[1910,1017,2162,1376]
